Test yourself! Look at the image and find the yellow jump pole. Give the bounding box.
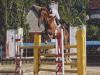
[34,32,41,75]
[76,27,86,75]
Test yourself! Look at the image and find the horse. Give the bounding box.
[28,4,71,63]
[38,7,72,63]
[27,4,69,44]
[38,7,69,44]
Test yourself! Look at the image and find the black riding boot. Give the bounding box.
[55,18,60,26]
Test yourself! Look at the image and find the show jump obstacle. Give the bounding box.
[19,27,86,75]
[33,29,65,75]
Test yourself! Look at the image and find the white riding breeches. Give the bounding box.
[51,8,60,20]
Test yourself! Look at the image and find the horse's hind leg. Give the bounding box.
[63,30,72,64]
[64,48,72,63]
[64,35,71,63]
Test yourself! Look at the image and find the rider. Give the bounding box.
[47,0,61,27]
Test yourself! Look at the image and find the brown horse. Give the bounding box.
[38,7,69,44]
[30,5,71,63]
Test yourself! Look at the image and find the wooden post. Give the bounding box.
[76,28,86,75]
[34,32,41,75]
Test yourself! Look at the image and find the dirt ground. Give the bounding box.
[0,64,100,75]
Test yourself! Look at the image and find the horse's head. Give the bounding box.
[38,7,50,27]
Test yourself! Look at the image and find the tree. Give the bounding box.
[0,0,6,44]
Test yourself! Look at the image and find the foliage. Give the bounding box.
[0,0,32,44]
[0,0,6,44]
[87,25,100,40]
[59,0,89,26]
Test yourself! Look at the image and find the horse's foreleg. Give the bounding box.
[48,34,54,40]
[42,33,48,44]
[43,35,52,44]
[65,49,72,62]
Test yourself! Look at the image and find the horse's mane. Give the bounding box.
[30,4,48,17]
[39,7,50,17]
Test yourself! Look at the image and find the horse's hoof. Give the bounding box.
[65,58,72,63]
[45,42,47,44]
[45,41,48,44]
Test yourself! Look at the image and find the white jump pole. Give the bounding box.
[61,29,64,75]
[56,29,64,75]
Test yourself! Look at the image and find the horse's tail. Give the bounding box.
[38,7,50,27]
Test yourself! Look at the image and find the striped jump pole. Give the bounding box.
[56,29,64,75]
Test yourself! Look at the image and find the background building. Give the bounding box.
[87,0,100,25]
[87,0,100,65]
